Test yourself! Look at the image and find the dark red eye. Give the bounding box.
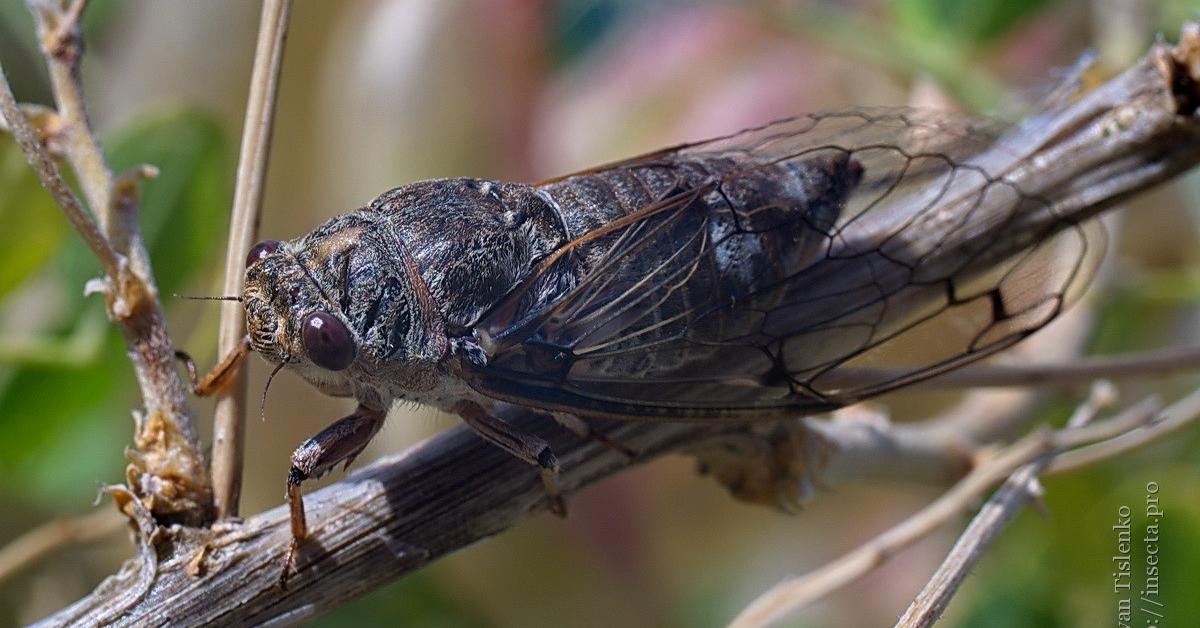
[302,311,356,371]
[246,240,281,268]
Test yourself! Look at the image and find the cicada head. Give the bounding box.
[242,215,449,406]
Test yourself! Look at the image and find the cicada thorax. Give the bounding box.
[358,179,570,334]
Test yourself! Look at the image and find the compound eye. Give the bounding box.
[246,240,281,268]
[302,311,356,371]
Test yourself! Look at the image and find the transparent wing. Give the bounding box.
[463,108,1104,420]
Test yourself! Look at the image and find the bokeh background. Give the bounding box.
[2,0,1200,626]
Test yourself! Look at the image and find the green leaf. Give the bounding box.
[0,137,69,299]
[892,0,1058,45]
[0,109,228,508]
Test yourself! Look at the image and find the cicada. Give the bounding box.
[190,107,1102,575]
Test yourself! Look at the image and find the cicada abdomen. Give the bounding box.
[468,109,1103,418]
[496,151,861,404]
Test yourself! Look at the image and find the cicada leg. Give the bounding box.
[280,404,386,588]
[454,401,567,517]
[545,411,635,459]
[175,335,252,397]
[489,402,635,459]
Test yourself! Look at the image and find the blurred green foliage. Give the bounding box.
[552,0,623,65]
[0,140,68,300]
[892,0,1056,44]
[0,111,228,506]
[316,573,489,628]
[2,1,1200,626]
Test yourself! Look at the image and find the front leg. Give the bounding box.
[282,404,386,585]
[174,335,251,397]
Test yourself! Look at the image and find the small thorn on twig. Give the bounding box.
[82,277,112,298]
[1029,494,1052,518]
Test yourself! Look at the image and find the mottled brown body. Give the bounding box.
[243,153,862,419]
[229,109,1100,581]
[480,153,862,416]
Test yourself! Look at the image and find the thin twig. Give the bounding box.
[0,102,68,155]
[900,344,1200,389]
[28,0,115,238]
[893,382,1119,628]
[5,1,211,525]
[211,0,292,522]
[893,383,1190,626]
[0,63,122,278]
[1048,384,1200,473]
[728,395,1161,628]
[896,463,1046,628]
[0,509,125,585]
[729,435,1049,628]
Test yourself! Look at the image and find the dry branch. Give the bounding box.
[24,410,1011,626]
